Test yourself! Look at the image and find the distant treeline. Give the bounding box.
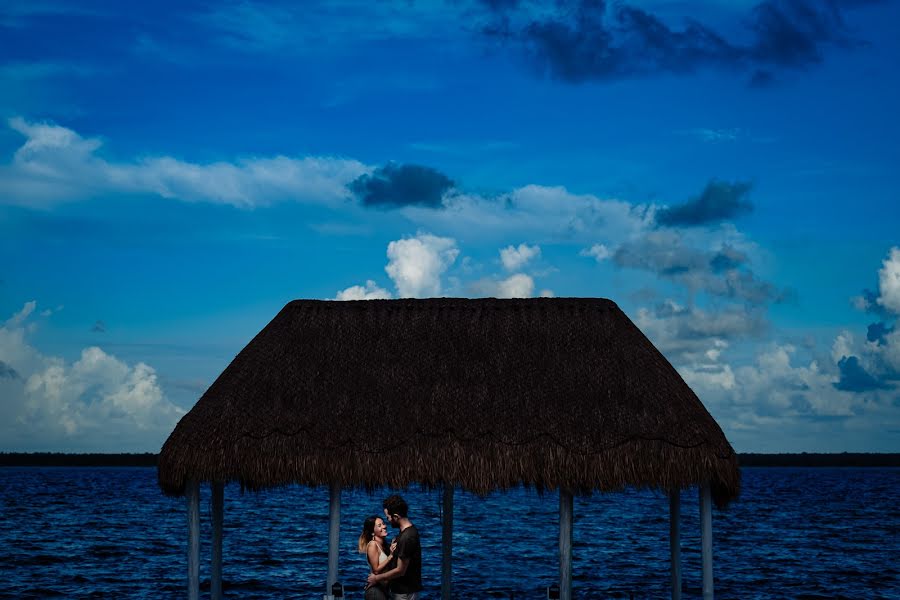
[737,453,900,467]
[1,452,898,467]
[0,453,158,467]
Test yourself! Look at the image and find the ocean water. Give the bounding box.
[1,467,897,599]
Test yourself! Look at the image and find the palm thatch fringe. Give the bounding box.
[159,298,739,507]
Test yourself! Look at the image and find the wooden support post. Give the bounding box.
[326,481,341,599]
[669,490,681,600]
[211,481,224,600]
[442,483,454,600]
[187,479,200,600]
[700,483,714,600]
[559,488,573,600]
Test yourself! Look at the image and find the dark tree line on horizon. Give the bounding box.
[0,453,159,467]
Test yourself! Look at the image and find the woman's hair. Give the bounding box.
[358,515,381,553]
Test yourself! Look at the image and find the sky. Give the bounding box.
[1,0,898,453]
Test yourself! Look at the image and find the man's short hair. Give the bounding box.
[383,494,409,518]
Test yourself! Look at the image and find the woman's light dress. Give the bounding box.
[365,542,389,600]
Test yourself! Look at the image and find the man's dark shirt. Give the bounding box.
[390,524,422,593]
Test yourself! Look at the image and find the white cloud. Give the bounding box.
[677,333,900,452]
[580,243,611,262]
[344,236,548,301]
[831,330,855,363]
[876,246,900,315]
[850,294,871,311]
[880,329,900,373]
[401,185,655,243]
[841,326,900,379]
[683,342,866,451]
[470,273,536,298]
[6,299,36,327]
[2,117,369,208]
[385,233,459,298]
[497,274,536,298]
[0,301,184,451]
[614,226,780,305]
[733,345,857,417]
[635,299,767,364]
[334,280,393,301]
[838,249,900,379]
[680,361,736,391]
[500,243,541,271]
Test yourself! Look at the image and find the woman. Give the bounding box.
[358,515,395,600]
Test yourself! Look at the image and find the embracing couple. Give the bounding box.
[358,494,422,600]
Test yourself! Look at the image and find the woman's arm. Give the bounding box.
[367,556,409,587]
[366,541,392,574]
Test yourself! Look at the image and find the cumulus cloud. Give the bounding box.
[639,246,900,451]
[834,355,890,392]
[580,243,611,262]
[6,300,36,328]
[709,245,749,272]
[832,330,900,392]
[496,273,536,297]
[876,247,900,315]
[613,228,783,305]
[861,329,900,382]
[841,248,900,387]
[678,349,736,392]
[0,360,19,379]
[478,0,866,85]
[1,117,369,208]
[687,342,886,442]
[385,233,460,297]
[636,299,767,365]
[879,329,900,377]
[500,243,541,271]
[349,163,455,209]
[0,302,184,451]
[469,273,536,298]
[732,345,860,417]
[866,322,894,344]
[402,184,655,244]
[831,330,855,364]
[334,280,393,301]
[850,288,890,317]
[834,324,900,384]
[656,180,753,227]
[631,247,899,444]
[677,330,899,451]
[338,235,550,300]
[40,305,62,317]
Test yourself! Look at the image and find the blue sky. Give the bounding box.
[1,0,898,453]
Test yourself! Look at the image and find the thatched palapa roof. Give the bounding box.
[158,298,739,506]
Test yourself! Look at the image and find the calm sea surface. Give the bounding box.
[1,467,897,599]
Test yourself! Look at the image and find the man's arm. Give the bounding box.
[366,542,393,574]
[367,557,408,586]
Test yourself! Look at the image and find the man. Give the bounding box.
[366,494,422,600]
